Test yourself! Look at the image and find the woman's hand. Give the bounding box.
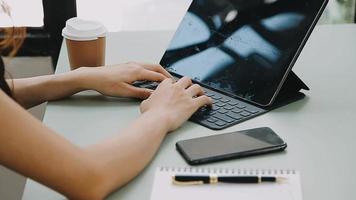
[140,77,213,132]
[76,62,172,99]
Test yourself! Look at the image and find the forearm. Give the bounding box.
[1,89,170,199]
[0,90,107,200]
[8,69,87,108]
[85,110,170,197]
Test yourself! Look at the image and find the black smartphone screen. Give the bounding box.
[176,127,286,165]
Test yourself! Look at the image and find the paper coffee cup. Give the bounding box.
[62,17,107,70]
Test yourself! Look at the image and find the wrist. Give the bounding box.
[140,109,172,133]
[68,67,98,91]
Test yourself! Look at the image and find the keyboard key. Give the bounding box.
[138,82,151,87]
[215,120,227,127]
[212,96,222,100]
[214,113,235,123]
[228,101,239,106]
[212,106,221,111]
[193,110,208,118]
[218,109,228,114]
[207,118,218,123]
[240,111,251,117]
[196,119,210,125]
[147,85,157,90]
[215,102,227,107]
[199,106,209,112]
[199,108,214,114]
[132,80,149,87]
[150,82,159,87]
[226,112,243,120]
[220,99,230,103]
[207,111,216,116]
[224,105,235,110]
[244,108,259,114]
[236,104,246,109]
[139,82,159,90]
[232,108,243,114]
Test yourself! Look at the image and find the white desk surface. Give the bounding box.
[23,24,356,200]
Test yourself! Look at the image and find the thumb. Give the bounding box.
[125,84,153,99]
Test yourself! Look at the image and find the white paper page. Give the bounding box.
[150,168,303,200]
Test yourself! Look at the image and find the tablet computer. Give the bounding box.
[160,0,328,106]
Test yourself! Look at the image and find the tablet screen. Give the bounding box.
[160,0,326,106]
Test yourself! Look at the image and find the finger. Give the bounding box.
[194,95,213,109]
[186,84,204,97]
[160,78,175,85]
[138,70,167,82]
[124,84,153,99]
[156,78,175,90]
[139,63,173,78]
[176,76,193,89]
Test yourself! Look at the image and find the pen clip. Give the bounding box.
[276,177,288,183]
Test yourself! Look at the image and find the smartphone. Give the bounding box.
[176,127,287,165]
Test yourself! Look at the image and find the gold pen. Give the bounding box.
[172,175,286,185]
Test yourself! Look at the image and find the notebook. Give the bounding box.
[150,167,303,200]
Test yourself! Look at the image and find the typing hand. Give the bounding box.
[140,77,213,132]
[76,62,173,99]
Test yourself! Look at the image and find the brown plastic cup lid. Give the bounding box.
[62,17,107,41]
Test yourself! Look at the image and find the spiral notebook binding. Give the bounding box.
[159,166,296,175]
